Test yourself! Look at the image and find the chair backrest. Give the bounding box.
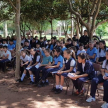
[93,63,101,72]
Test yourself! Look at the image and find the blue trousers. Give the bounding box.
[72,77,89,92]
[0,59,10,71]
[90,74,108,103]
[41,67,60,81]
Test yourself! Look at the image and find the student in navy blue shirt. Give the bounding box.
[38,47,63,87]
[52,49,76,94]
[70,53,95,95]
[86,50,108,108]
[87,41,97,62]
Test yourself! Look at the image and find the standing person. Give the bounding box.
[96,40,108,64]
[79,30,89,48]
[87,41,97,62]
[53,49,76,94]
[86,50,108,108]
[70,53,95,95]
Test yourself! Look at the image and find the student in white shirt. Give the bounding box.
[77,43,86,56]
[96,40,108,64]
[0,46,11,71]
[20,50,30,76]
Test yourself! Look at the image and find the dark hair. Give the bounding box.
[96,42,99,45]
[54,47,61,53]
[21,50,26,54]
[45,48,51,53]
[70,46,76,52]
[3,46,8,49]
[84,30,87,32]
[64,49,71,54]
[0,45,3,48]
[78,53,88,60]
[79,43,84,47]
[99,40,106,53]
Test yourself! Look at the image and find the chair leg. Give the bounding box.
[72,84,75,95]
[86,83,90,99]
[97,89,99,97]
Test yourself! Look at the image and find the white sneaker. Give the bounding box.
[86,96,96,103]
[101,102,106,108]
[102,103,108,108]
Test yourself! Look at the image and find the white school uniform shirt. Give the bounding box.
[102,60,108,77]
[20,55,30,63]
[2,50,11,60]
[77,49,86,55]
[82,63,85,72]
[3,44,8,47]
[97,48,108,58]
[63,58,75,67]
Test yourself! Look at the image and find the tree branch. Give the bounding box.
[8,0,18,11]
[68,0,87,28]
[95,19,108,29]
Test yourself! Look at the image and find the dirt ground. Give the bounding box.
[0,69,104,108]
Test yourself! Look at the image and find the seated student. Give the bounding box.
[0,46,11,71]
[73,39,79,51]
[35,36,40,44]
[50,38,55,50]
[86,50,108,108]
[54,40,61,49]
[70,46,77,60]
[8,40,15,51]
[95,42,99,51]
[70,53,95,95]
[45,40,51,49]
[13,36,17,46]
[87,41,97,62]
[20,50,30,76]
[0,45,3,59]
[40,37,45,48]
[96,40,108,64]
[38,48,63,87]
[35,42,42,55]
[23,40,31,51]
[60,41,67,56]
[66,39,73,48]
[52,49,76,94]
[18,49,40,83]
[34,48,52,85]
[2,39,8,47]
[77,43,86,56]
[30,38,36,48]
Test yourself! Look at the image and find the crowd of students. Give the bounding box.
[0,30,108,108]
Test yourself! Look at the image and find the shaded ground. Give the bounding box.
[0,70,104,108]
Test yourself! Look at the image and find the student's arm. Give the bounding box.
[22,61,29,66]
[2,54,9,59]
[88,54,96,59]
[40,62,52,67]
[60,67,73,73]
[48,62,61,68]
[57,64,65,74]
[27,61,32,67]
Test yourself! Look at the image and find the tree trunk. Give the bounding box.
[71,15,74,38]
[39,31,42,38]
[3,21,8,38]
[15,0,21,80]
[76,23,80,39]
[50,20,53,37]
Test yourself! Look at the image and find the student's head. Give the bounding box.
[47,40,51,44]
[44,48,51,56]
[36,42,40,48]
[32,38,35,42]
[0,45,3,51]
[21,50,26,57]
[9,40,13,45]
[79,43,84,50]
[84,30,88,36]
[25,41,29,46]
[27,35,31,39]
[53,37,57,43]
[35,36,38,40]
[3,46,8,52]
[3,39,7,44]
[99,40,106,49]
[67,39,72,44]
[54,48,61,56]
[73,40,77,46]
[63,49,71,58]
[56,40,60,46]
[51,38,54,44]
[30,48,35,55]
[70,46,76,53]
[40,37,43,42]
[60,41,65,47]
[96,42,99,49]
[78,53,87,63]
[89,41,94,49]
